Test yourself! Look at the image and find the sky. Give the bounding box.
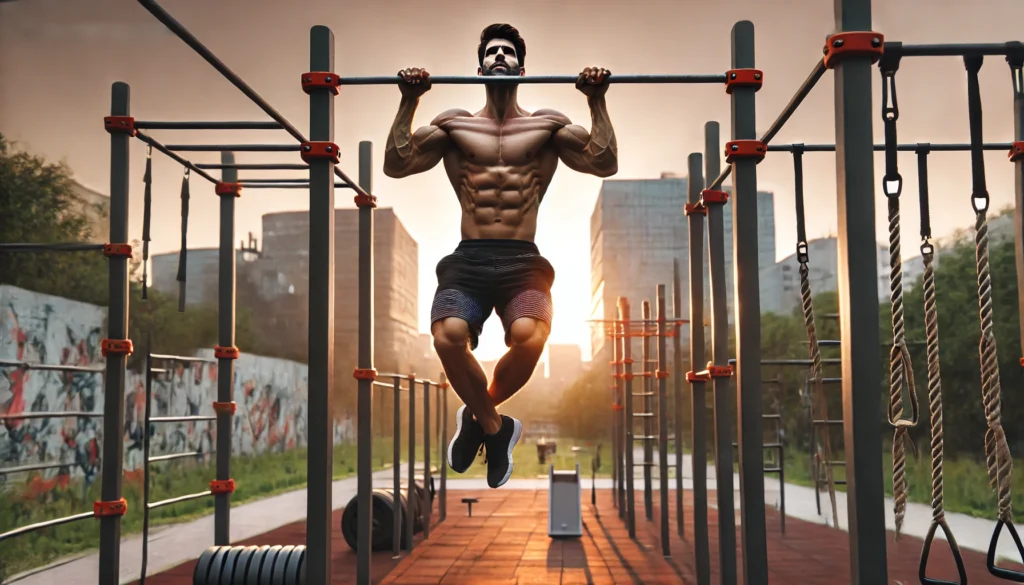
[2,0,1023,362]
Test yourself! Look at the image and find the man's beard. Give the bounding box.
[483,62,520,76]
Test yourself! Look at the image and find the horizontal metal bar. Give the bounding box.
[0,242,105,253]
[237,178,310,183]
[148,451,202,463]
[149,353,216,364]
[338,73,728,86]
[587,318,688,324]
[0,461,69,475]
[150,368,168,375]
[238,183,351,189]
[898,42,1023,57]
[768,142,1013,153]
[0,511,95,543]
[195,163,309,170]
[134,120,284,130]
[149,415,217,423]
[134,131,219,183]
[148,490,212,509]
[729,358,843,366]
[0,411,102,421]
[822,377,843,383]
[813,419,845,425]
[164,144,301,152]
[0,359,103,373]
[371,380,407,391]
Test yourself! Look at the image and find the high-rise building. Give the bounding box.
[151,248,251,307]
[547,343,583,397]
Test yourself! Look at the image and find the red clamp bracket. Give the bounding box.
[700,189,729,206]
[656,370,670,379]
[725,140,766,164]
[213,401,237,415]
[104,116,136,136]
[725,69,763,94]
[1009,142,1024,163]
[214,345,240,360]
[353,368,378,381]
[210,479,236,494]
[621,358,635,365]
[301,142,341,164]
[686,371,709,383]
[622,372,635,382]
[103,243,133,258]
[94,497,128,517]
[301,72,341,96]
[706,364,734,378]
[612,404,624,412]
[823,32,885,70]
[684,202,708,216]
[439,382,450,390]
[1020,357,1024,367]
[101,339,134,357]
[354,192,378,209]
[215,182,242,198]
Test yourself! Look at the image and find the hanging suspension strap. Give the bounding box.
[880,52,920,541]
[792,143,839,530]
[963,55,1024,582]
[915,144,968,585]
[141,146,153,300]
[175,168,191,312]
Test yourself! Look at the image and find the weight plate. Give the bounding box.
[206,546,232,584]
[217,546,243,584]
[245,546,271,585]
[192,546,221,585]
[270,545,295,585]
[283,545,305,585]
[231,547,258,585]
[257,545,283,585]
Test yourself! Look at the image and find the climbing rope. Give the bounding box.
[792,144,839,529]
[141,145,153,299]
[880,56,919,540]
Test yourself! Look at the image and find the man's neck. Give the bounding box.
[483,84,521,122]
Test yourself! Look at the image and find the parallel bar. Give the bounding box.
[899,42,1022,57]
[134,131,219,183]
[641,301,654,522]
[150,353,216,363]
[147,491,212,509]
[671,259,685,539]
[99,81,131,585]
[619,298,637,538]
[687,152,712,585]
[0,511,95,543]
[0,411,102,421]
[165,143,300,152]
[214,151,237,546]
[0,461,74,475]
[733,358,842,366]
[423,380,432,539]
[406,379,417,551]
[0,243,105,253]
[134,120,284,130]
[834,0,890,582]
[150,415,216,423]
[392,377,402,558]
[149,451,202,463]
[0,360,103,373]
[238,182,351,189]
[656,285,671,557]
[338,74,727,86]
[196,163,309,170]
[767,142,1013,152]
[237,178,310,183]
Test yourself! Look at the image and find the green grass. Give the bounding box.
[457,438,613,480]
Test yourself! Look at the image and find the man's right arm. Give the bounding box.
[383,98,455,178]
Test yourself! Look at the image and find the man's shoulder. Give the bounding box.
[530,109,572,127]
[430,108,473,127]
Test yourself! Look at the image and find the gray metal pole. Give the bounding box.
[422,380,432,539]
[99,81,131,585]
[705,121,738,585]
[1010,52,1024,368]
[439,373,448,522]
[729,22,770,585]
[214,152,237,546]
[355,140,375,583]
[612,324,623,516]
[686,153,712,585]
[618,298,636,538]
[406,378,417,551]
[656,285,671,557]
[307,26,337,585]
[831,4,889,583]
[671,260,685,539]
[392,377,401,557]
[641,301,654,522]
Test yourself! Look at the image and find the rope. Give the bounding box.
[141,145,153,300]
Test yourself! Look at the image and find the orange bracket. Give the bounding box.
[101,339,134,357]
[300,141,341,164]
[301,72,341,96]
[104,116,136,136]
[215,182,242,198]
[214,345,240,360]
[354,192,378,209]
[353,368,378,381]
[707,365,734,378]
[686,371,709,383]
[701,189,729,206]
[440,382,450,390]
[725,140,766,164]
[621,358,635,365]
[725,69,763,94]
[685,202,708,216]
[94,498,128,517]
[656,371,670,379]
[213,401,237,415]
[622,373,635,382]
[612,404,624,411]
[823,32,885,70]
[103,243,133,258]
[1009,142,1024,163]
[210,479,236,494]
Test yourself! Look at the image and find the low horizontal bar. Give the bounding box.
[338,73,727,86]
[149,415,217,423]
[375,372,443,387]
[238,183,351,189]
[150,353,216,364]
[148,451,202,463]
[150,368,168,375]
[195,163,308,170]
[148,490,212,509]
[0,411,103,421]
[728,358,843,366]
[237,178,310,183]
[371,380,408,391]
[0,511,95,543]
[897,42,1023,57]
[769,142,1014,153]
[0,461,69,475]
[165,144,301,152]
[587,318,688,324]
[134,131,219,183]
[134,120,284,130]
[0,242,105,253]
[0,360,104,373]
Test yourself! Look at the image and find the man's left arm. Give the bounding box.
[540,67,618,178]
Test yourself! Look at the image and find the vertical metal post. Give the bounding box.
[214,151,237,546]
[641,300,654,522]
[140,352,154,585]
[686,153,712,585]
[729,22,769,585]
[618,298,636,538]
[439,373,448,522]
[612,324,623,516]
[833,3,888,583]
[406,378,417,551]
[656,285,671,557]
[1009,50,1024,361]
[307,26,337,585]
[99,81,130,585]
[392,377,401,557]
[423,380,432,538]
[705,120,738,585]
[354,139,374,582]
[672,260,685,538]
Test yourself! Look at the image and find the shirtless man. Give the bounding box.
[383,23,618,488]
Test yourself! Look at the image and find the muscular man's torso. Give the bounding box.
[434,108,569,241]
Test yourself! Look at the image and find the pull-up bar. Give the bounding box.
[769,142,1014,152]
[337,73,727,85]
[239,183,351,189]
[894,41,1024,58]
[135,131,219,183]
[195,163,309,170]
[134,121,284,130]
[165,144,301,152]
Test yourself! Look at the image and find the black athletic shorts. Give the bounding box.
[430,239,555,350]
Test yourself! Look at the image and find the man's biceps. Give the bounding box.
[556,126,589,149]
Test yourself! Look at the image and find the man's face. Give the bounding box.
[479,38,523,76]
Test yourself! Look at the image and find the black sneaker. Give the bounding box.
[483,415,523,489]
[447,405,486,473]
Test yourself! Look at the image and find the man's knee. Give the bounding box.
[508,318,549,354]
[432,318,471,354]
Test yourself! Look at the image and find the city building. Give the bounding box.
[150,248,251,307]
[70,180,109,243]
[547,343,583,397]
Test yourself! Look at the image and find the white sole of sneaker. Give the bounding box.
[447,405,466,470]
[494,418,523,488]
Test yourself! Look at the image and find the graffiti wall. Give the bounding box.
[0,285,334,496]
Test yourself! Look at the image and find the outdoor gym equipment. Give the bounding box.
[548,463,583,538]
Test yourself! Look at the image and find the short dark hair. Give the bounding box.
[478,24,526,68]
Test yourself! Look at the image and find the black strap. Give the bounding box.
[880,57,902,198]
[175,169,191,312]
[964,56,989,212]
[916,144,933,256]
[141,146,153,300]
[792,144,809,263]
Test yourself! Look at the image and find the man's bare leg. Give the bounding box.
[431,317,501,435]
[489,317,550,407]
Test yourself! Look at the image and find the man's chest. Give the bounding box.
[444,117,560,165]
